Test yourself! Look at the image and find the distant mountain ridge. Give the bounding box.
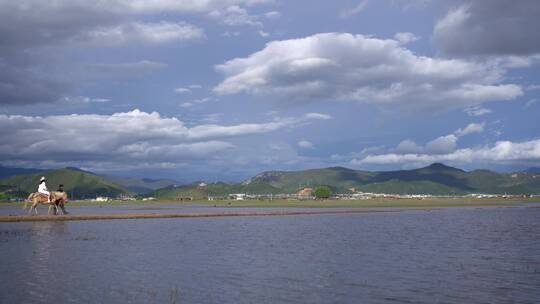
[0,166,178,199]
[0,166,44,179]
[2,163,539,200]
[150,163,540,198]
[105,175,177,194]
[245,163,540,194]
[0,168,131,199]
[151,180,282,200]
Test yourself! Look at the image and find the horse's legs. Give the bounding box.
[59,202,68,215]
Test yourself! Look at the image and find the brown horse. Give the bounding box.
[24,191,69,215]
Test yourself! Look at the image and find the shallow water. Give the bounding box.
[1,206,539,303]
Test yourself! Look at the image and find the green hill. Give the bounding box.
[104,176,177,194]
[150,163,540,199]
[0,168,132,199]
[244,166,374,193]
[150,181,282,200]
[357,180,466,195]
[3,163,539,200]
[241,163,540,195]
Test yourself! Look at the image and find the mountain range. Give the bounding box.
[1,163,539,200]
[0,166,44,179]
[242,163,540,195]
[153,163,540,199]
[103,176,178,194]
[0,167,176,199]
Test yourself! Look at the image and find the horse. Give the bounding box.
[24,191,69,215]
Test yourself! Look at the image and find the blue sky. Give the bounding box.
[1,0,539,182]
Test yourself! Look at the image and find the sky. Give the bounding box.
[1,0,539,182]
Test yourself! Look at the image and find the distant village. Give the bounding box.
[89,184,538,203]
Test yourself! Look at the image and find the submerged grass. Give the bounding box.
[2,196,539,208]
[1,197,538,222]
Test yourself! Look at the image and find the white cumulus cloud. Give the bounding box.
[390,122,485,156]
[455,122,485,137]
[214,32,522,111]
[174,88,192,94]
[393,32,420,44]
[395,139,424,154]
[425,134,458,154]
[209,5,262,26]
[298,140,314,149]
[354,139,540,168]
[350,122,538,168]
[464,106,492,117]
[81,21,205,46]
[264,11,281,19]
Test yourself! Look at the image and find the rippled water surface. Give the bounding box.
[1,206,539,303]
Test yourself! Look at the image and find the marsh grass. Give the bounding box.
[2,196,540,208]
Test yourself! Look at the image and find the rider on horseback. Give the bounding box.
[38,176,51,203]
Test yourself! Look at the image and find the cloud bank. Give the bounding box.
[354,122,540,168]
[355,139,540,168]
[0,0,272,105]
[0,109,329,170]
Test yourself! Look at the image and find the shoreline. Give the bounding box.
[0,208,420,222]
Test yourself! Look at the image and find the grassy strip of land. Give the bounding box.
[0,209,409,222]
[2,197,539,208]
[178,197,540,208]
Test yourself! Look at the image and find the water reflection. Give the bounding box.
[24,222,67,303]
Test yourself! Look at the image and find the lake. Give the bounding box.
[1,205,539,303]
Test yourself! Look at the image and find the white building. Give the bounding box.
[230,193,246,200]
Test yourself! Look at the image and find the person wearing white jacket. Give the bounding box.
[38,176,50,202]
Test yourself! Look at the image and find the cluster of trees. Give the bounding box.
[314,186,332,199]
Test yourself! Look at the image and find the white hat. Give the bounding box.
[40,176,46,182]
